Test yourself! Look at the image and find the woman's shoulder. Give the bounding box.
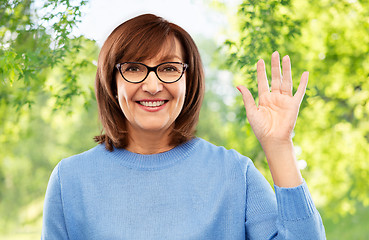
[195,138,253,172]
[55,143,108,173]
[196,137,250,158]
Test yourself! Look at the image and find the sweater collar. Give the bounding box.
[106,138,200,170]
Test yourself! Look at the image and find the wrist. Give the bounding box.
[261,140,303,188]
[260,138,294,153]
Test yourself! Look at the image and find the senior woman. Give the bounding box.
[42,14,325,239]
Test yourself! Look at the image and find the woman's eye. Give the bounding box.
[124,64,142,72]
[126,67,140,72]
[162,66,178,72]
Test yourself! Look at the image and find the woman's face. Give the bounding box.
[116,37,186,137]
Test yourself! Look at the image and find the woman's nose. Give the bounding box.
[141,71,163,95]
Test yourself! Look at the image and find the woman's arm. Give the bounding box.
[237,51,307,187]
[41,163,70,239]
[238,51,325,239]
[244,158,325,239]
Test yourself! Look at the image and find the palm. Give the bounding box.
[238,52,308,146]
[251,92,298,143]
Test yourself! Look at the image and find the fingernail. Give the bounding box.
[236,86,242,93]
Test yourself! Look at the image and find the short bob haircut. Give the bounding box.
[94,14,205,151]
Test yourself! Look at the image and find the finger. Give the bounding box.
[257,59,269,96]
[294,71,309,105]
[236,85,258,116]
[281,55,293,96]
[271,51,282,93]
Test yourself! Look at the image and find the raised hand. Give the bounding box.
[237,51,308,147]
[237,51,308,187]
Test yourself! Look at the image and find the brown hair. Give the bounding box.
[94,14,205,151]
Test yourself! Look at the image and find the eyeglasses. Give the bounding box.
[116,62,188,83]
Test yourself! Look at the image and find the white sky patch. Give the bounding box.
[297,159,307,170]
[73,0,237,46]
[294,145,302,156]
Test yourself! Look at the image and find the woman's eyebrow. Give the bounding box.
[159,55,182,62]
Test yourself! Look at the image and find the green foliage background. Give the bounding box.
[216,0,369,218]
[1,0,368,238]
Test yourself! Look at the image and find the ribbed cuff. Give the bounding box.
[274,180,316,221]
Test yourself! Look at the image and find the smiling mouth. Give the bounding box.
[137,100,168,107]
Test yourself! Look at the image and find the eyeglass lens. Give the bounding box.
[121,62,184,83]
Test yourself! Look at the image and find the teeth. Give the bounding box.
[139,101,165,107]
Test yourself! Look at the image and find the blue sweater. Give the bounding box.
[41,138,325,239]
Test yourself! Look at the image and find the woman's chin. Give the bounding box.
[135,122,172,133]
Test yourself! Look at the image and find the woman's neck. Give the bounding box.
[125,126,174,155]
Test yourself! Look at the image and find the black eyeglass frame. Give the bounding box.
[115,62,188,84]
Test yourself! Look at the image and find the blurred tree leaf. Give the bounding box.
[0,0,88,110]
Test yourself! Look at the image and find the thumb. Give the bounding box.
[236,85,257,115]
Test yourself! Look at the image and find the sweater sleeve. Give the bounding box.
[41,163,70,240]
[244,160,326,240]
